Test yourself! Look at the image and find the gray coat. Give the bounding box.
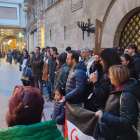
[7,51,12,59]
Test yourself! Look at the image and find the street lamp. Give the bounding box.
[76,21,95,40]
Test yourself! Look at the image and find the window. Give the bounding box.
[50,30,51,41]
[64,26,66,40]
[50,0,57,5]
[87,19,90,37]
[120,11,140,49]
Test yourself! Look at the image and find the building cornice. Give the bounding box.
[29,19,37,30]
[45,0,63,13]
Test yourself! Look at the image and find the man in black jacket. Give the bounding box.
[12,48,18,64]
[29,46,44,90]
[127,43,140,79]
[61,51,86,107]
[47,47,57,99]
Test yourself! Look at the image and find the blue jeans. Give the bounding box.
[48,76,54,98]
[46,81,51,95]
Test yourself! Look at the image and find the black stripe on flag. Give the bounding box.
[66,102,98,139]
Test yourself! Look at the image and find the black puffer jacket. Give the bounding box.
[101,78,140,140]
[47,56,57,78]
[65,61,87,104]
[54,63,71,90]
[29,53,44,77]
[92,73,111,107]
[132,52,140,78]
[127,62,137,79]
[51,101,65,125]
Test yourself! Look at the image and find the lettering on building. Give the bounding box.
[71,0,83,12]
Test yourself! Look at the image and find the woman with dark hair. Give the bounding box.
[90,49,121,111]
[0,86,64,139]
[42,50,51,100]
[121,54,137,79]
[95,65,140,140]
[54,52,71,96]
[20,50,30,86]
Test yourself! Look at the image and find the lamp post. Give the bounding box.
[76,21,95,40]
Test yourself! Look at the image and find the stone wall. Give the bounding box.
[44,0,111,52]
[27,0,140,53]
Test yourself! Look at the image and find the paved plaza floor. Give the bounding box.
[0,58,54,129]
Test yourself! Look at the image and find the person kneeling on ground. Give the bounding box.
[95,65,140,140]
[51,86,65,137]
[0,86,64,140]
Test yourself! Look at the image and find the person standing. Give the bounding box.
[28,51,35,87]
[7,50,12,64]
[127,43,140,79]
[47,47,57,99]
[20,50,30,86]
[29,46,44,90]
[42,50,51,100]
[54,52,71,91]
[66,46,71,53]
[12,48,18,64]
[61,50,86,107]
[81,47,94,65]
[90,49,121,112]
[121,54,137,79]
[96,65,140,140]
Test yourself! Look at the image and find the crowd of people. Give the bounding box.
[2,43,140,140]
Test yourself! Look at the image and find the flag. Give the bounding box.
[65,102,98,140]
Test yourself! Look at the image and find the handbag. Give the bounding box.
[23,67,32,77]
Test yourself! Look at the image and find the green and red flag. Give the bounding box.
[65,102,98,140]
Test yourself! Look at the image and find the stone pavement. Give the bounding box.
[0,58,54,129]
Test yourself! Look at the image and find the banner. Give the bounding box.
[65,102,98,140]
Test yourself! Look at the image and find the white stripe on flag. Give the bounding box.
[67,120,96,140]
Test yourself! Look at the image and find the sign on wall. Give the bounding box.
[95,19,103,55]
[71,0,83,12]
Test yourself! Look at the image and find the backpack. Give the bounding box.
[120,93,140,139]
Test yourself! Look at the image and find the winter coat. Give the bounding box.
[65,61,87,104]
[0,120,64,140]
[132,52,140,78]
[127,62,137,79]
[52,101,65,125]
[54,63,71,90]
[47,56,57,78]
[101,78,140,140]
[84,61,103,111]
[29,53,44,77]
[12,49,18,59]
[20,56,30,67]
[42,59,49,81]
[7,51,12,60]
[17,54,23,63]
[90,61,103,80]
[92,73,111,107]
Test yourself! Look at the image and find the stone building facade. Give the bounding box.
[24,0,140,52]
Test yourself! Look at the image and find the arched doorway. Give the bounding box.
[119,11,140,49]
[101,0,140,49]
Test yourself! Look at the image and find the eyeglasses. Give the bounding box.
[13,86,42,95]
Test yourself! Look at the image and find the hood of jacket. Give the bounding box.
[73,61,87,71]
[0,120,64,140]
[111,78,140,99]
[133,52,140,59]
